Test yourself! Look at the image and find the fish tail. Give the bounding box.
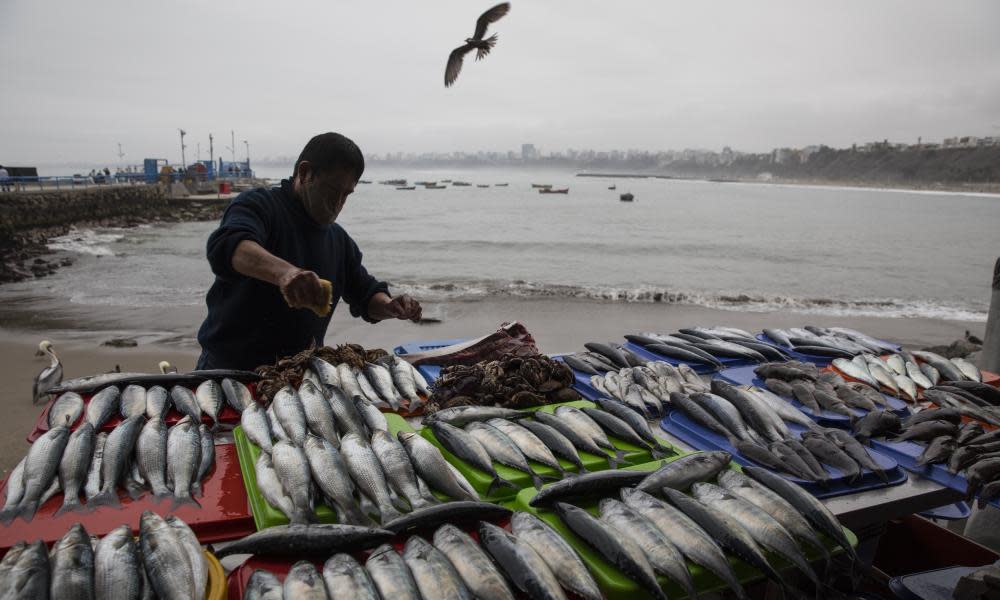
[875,468,889,483]
[530,472,546,491]
[574,462,590,474]
[54,496,83,517]
[89,490,121,508]
[170,492,202,511]
[192,482,203,497]
[487,476,519,496]
[15,500,39,523]
[649,444,671,459]
[379,502,404,523]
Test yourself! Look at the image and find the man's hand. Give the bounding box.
[278,267,326,310]
[369,293,422,323]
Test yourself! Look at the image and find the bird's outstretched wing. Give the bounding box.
[445,43,476,87]
[472,2,510,40]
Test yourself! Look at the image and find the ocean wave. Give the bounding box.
[47,228,124,256]
[389,279,987,322]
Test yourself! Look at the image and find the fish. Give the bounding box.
[951,357,982,382]
[403,535,473,600]
[167,516,207,600]
[425,405,532,426]
[893,419,959,443]
[336,363,366,400]
[563,354,600,375]
[893,375,918,402]
[692,392,762,443]
[966,457,1000,498]
[637,450,732,493]
[194,380,222,429]
[519,418,589,474]
[956,422,986,445]
[163,416,202,508]
[431,421,516,495]
[467,421,550,490]
[221,378,253,413]
[140,511,201,600]
[170,385,202,423]
[95,524,143,600]
[50,370,259,395]
[355,395,389,433]
[241,401,274,454]
[744,386,819,430]
[832,358,879,387]
[55,422,96,515]
[853,410,902,441]
[912,351,968,382]
[510,512,602,600]
[86,385,121,428]
[598,498,699,599]
[48,391,84,428]
[371,429,434,512]
[435,524,517,600]
[977,480,1000,509]
[382,501,511,536]
[2,424,69,522]
[121,384,148,419]
[272,386,307,445]
[585,342,631,369]
[942,381,1000,406]
[84,432,107,502]
[271,440,317,524]
[529,469,649,507]
[905,362,933,389]
[835,385,877,411]
[194,423,215,495]
[711,381,786,442]
[146,385,172,419]
[50,522,96,599]
[298,379,340,446]
[582,407,670,458]
[322,554,380,599]
[813,388,856,420]
[327,387,369,438]
[789,382,822,414]
[354,367,385,406]
[365,544,421,600]
[785,438,830,481]
[555,501,666,600]
[486,418,568,475]
[387,356,423,409]
[824,428,888,481]
[365,362,403,409]
[283,561,328,599]
[884,354,906,376]
[532,410,623,469]
[692,482,818,585]
[211,523,395,558]
[244,569,284,600]
[255,452,297,522]
[398,431,479,501]
[920,362,942,386]
[917,435,957,467]
[0,457,26,517]
[3,540,50,599]
[735,440,788,473]
[341,432,404,521]
[802,432,861,483]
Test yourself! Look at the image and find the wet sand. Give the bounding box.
[0,296,983,474]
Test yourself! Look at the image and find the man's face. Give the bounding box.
[298,167,357,225]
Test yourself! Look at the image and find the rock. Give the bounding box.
[923,339,981,358]
[102,337,138,348]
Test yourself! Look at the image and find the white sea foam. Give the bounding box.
[47,227,124,256]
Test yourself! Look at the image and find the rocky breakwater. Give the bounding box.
[0,185,228,283]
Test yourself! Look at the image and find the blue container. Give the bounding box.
[718,365,911,428]
[919,502,972,521]
[393,338,469,385]
[869,438,1000,510]
[659,410,907,499]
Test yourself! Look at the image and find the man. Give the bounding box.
[0,165,10,192]
[196,132,421,370]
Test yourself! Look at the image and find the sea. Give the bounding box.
[1,166,997,345]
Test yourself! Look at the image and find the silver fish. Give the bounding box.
[1,457,26,516]
[365,363,403,409]
[884,354,906,376]
[920,361,941,386]
[241,401,274,454]
[905,361,933,389]
[425,406,533,427]
[140,511,200,600]
[95,524,143,600]
[299,380,340,446]
[254,452,296,520]
[86,386,121,428]
[832,358,878,387]
[388,357,422,409]
[121,384,147,418]
[486,418,566,475]
[50,522,95,599]
[403,536,472,600]
[355,395,389,432]
[866,358,900,395]
[48,391,84,428]
[510,512,601,600]
[327,387,369,438]
[136,417,170,499]
[4,540,50,599]
[467,422,547,489]
[55,422,96,515]
[406,360,431,397]
[272,440,317,524]
[145,385,171,420]
[166,516,207,600]
[244,569,283,600]
[222,378,253,413]
[434,523,515,600]
[335,363,365,400]
[371,429,434,512]
[195,379,223,429]
[302,369,323,390]
[354,366,386,406]
[895,374,918,402]
[341,432,403,522]
[169,385,202,422]
[267,404,289,443]
[193,423,215,495]
[323,553,379,599]
[273,386,308,445]
[1,424,70,522]
[283,561,328,599]
[398,431,478,501]
[952,357,982,382]
[304,435,369,525]
[366,544,421,600]
[84,432,108,501]
[166,416,202,507]
[310,357,342,389]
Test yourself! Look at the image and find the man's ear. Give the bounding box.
[296,160,312,184]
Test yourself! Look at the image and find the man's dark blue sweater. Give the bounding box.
[196,179,388,370]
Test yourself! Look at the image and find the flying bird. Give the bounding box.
[445,2,511,87]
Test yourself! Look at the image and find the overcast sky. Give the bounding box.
[2,1,999,167]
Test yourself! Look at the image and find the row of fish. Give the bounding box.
[306,355,431,413]
[854,408,1000,505]
[242,514,604,600]
[45,377,254,432]
[623,328,789,369]
[587,361,709,418]
[763,326,899,358]
[1,413,215,523]
[0,511,207,600]
[756,361,897,417]
[526,452,854,599]
[923,381,1000,428]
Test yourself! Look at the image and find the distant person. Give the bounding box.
[195,132,422,370]
[0,165,10,192]
[103,167,111,184]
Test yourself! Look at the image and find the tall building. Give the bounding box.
[521,143,537,160]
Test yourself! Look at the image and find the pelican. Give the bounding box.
[444,2,510,87]
[32,340,63,404]
[159,360,178,374]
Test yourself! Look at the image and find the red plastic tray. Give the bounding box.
[0,443,254,552]
[28,383,254,443]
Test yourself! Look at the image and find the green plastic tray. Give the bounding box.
[507,456,859,600]
[233,413,417,531]
[418,400,678,502]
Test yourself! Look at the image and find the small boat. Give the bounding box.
[415,181,437,186]
[620,192,634,202]
[396,186,416,190]
[425,184,447,189]
[359,180,372,184]
[495,183,509,187]
[539,188,568,194]
[452,181,471,186]
[380,179,407,186]
[476,184,490,188]
[441,179,452,183]
[608,184,616,190]
[531,183,552,189]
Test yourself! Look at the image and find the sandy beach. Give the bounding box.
[1,296,983,475]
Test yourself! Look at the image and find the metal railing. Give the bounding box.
[0,171,255,192]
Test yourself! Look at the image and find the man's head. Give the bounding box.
[291,132,365,225]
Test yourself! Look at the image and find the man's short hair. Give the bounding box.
[292,132,365,181]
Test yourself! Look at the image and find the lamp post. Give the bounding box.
[178,128,187,169]
[244,140,250,172]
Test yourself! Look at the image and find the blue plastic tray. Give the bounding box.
[919,502,972,521]
[718,365,911,428]
[393,337,468,384]
[659,410,907,499]
[869,438,1000,510]
[621,342,723,374]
